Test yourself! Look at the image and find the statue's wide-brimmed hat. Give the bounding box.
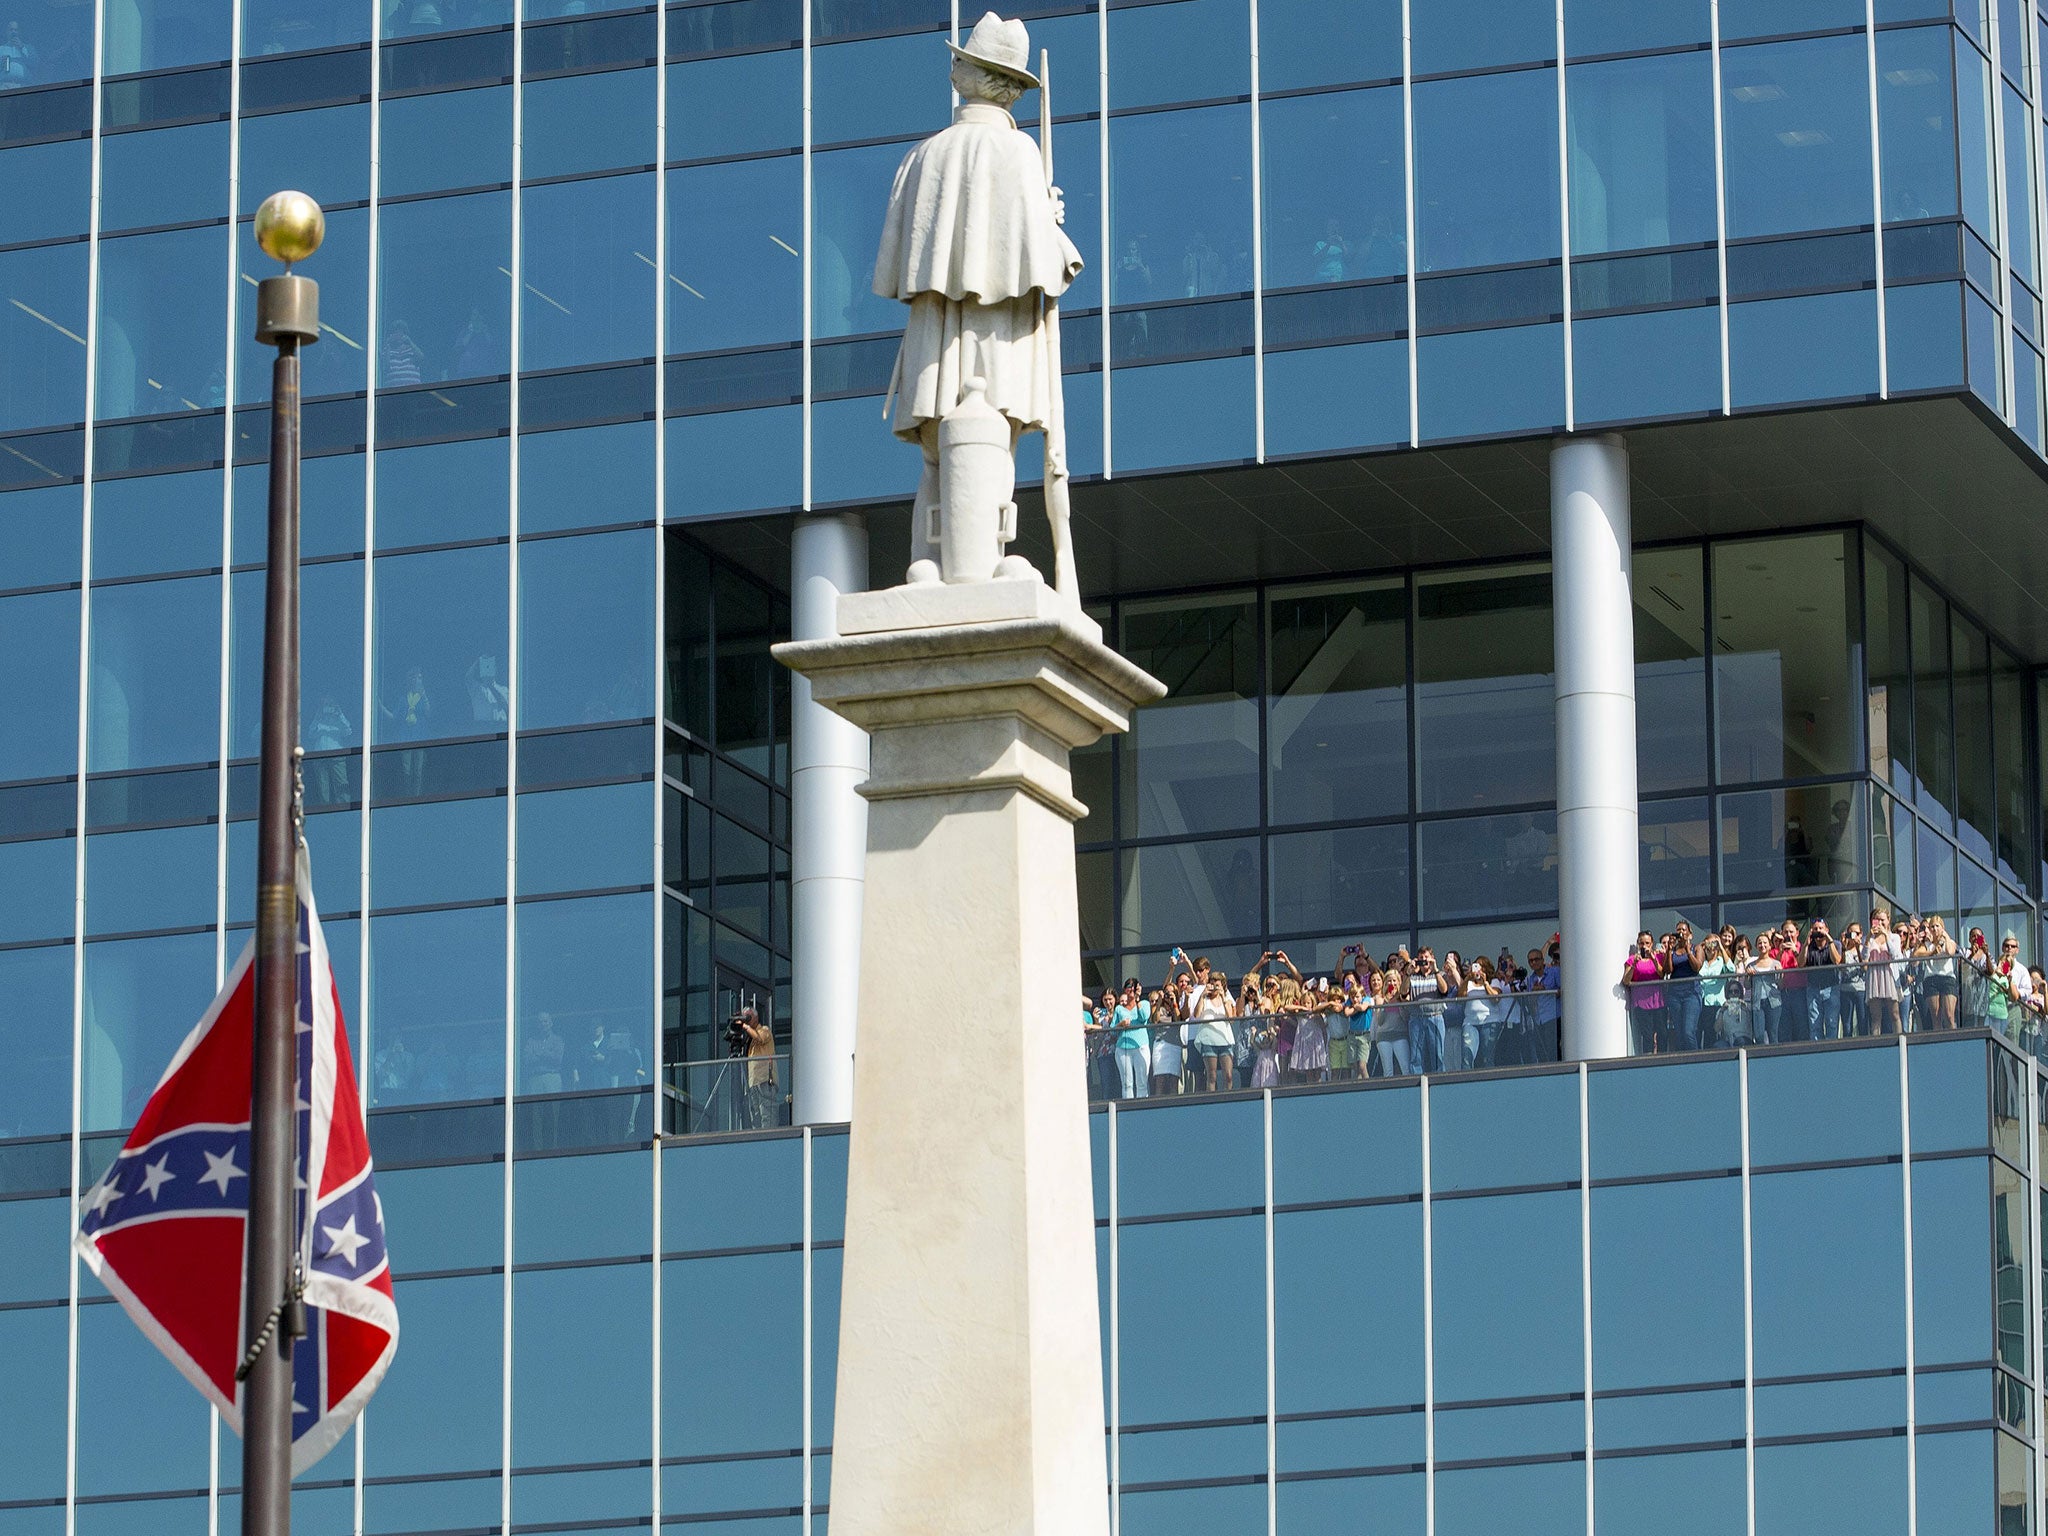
[948,11,1039,88]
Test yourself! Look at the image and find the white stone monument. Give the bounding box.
[773,18,1163,1532]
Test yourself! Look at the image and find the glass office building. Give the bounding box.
[10,0,2048,1528]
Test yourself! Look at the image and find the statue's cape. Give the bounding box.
[873,114,1084,306]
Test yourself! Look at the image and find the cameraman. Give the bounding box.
[736,1005,779,1129]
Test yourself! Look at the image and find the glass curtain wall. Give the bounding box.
[2,1034,2029,1533]
[1079,526,2044,991]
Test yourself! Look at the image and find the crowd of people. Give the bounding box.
[1620,911,2045,1054]
[1085,907,2047,1103]
[1084,939,1564,1101]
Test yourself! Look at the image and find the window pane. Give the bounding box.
[368,903,507,1108]
[1567,52,1718,256]
[1718,782,1865,895]
[376,435,507,550]
[523,66,653,180]
[1633,547,1708,792]
[1267,578,1406,824]
[1118,1214,1263,1422]
[88,575,220,772]
[1432,1190,1583,1400]
[1565,0,1709,55]
[661,1250,802,1454]
[1752,1164,1906,1377]
[1877,26,1959,222]
[518,530,654,730]
[80,930,216,1131]
[1119,593,1260,838]
[1721,36,1875,239]
[368,1274,503,1476]
[1260,88,1406,291]
[1415,564,1554,813]
[1109,103,1253,308]
[1258,0,1400,92]
[1711,531,1858,784]
[95,226,228,421]
[1120,835,1259,949]
[515,892,653,1114]
[372,543,509,746]
[1911,575,1954,824]
[1954,614,1994,865]
[666,45,799,160]
[0,243,89,433]
[520,172,655,372]
[0,944,74,1137]
[666,157,802,355]
[0,588,78,780]
[811,140,902,341]
[377,190,512,387]
[1270,824,1409,937]
[379,84,511,199]
[1592,1178,1746,1390]
[1415,68,1559,272]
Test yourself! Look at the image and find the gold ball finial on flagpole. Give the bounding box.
[254,190,325,267]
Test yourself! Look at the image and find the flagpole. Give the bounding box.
[244,190,323,1536]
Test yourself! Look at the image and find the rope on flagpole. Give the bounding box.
[235,1266,308,1383]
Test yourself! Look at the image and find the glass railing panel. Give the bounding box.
[663,1054,790,1136]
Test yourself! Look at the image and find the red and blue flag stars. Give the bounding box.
[75,854,398,1474]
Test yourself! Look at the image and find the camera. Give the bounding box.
[724,1009,754,1057]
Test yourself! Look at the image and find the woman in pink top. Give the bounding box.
[1620,930,1666,1056]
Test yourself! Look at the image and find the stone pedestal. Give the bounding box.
[774,574,1162,1536]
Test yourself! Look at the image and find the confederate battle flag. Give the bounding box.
[74,853,397,1473]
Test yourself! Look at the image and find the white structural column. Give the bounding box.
[1551,433,1639,1060]
[777,577,1161,1536]
[790,512,871,1124]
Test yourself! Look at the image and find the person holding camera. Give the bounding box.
[737,1005,779,1129]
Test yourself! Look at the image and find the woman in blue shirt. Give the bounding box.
[1112,979,1151,1099]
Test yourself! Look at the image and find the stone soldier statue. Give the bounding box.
[874,11,1084,591]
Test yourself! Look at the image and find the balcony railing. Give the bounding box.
[1086,991,1563,1102]
[1624,959,2044,1054]
[663,1053,792,1136]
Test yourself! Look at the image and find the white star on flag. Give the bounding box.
[321,1214,370,1270]
[136,1156,176,1202]
[84,1179,121,1216]
[198,1149,246,1195]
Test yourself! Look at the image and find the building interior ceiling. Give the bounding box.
[690,392,2048,661]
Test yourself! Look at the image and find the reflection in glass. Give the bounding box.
[1718,783,1864,896]
[1119,593,1259,839]
[1120,836,1259,950]
[521,172,655,373]
[377,190,511,386]
[373,543,508,747]
[80,930,216,1131]
[87,575,220,772]
[1109,104,1253,312]
[1567,52,1716,257]
[1414,564,1554,813]
[380,85,511,199]
[1413,68,1558,272]
[101,0,230,75]
[0,587,78,781]
[1911,575,1955,826]
[519,530,654,729]
[1107,0,1248,110]
[369,904,507,1109]
[95,225,227,421]
[1258,0,1399,91]
[1267,579,1406,824]
[1711,531,1857,784]
[667,158,802,355]
[811,140,901,339]
[1720,36,1874,239]
[1633,547,1708,792]
[1270,824,1408,937]
[1261,88,1405,292]
[1591,1179,1745,1390]
[1876,27,1958,223]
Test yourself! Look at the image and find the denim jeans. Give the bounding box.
[1410,1012,1445,1074]
[1115,1045,1149,1098]
[1806,986,1839,1041]
[1666,989,1702,1053]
